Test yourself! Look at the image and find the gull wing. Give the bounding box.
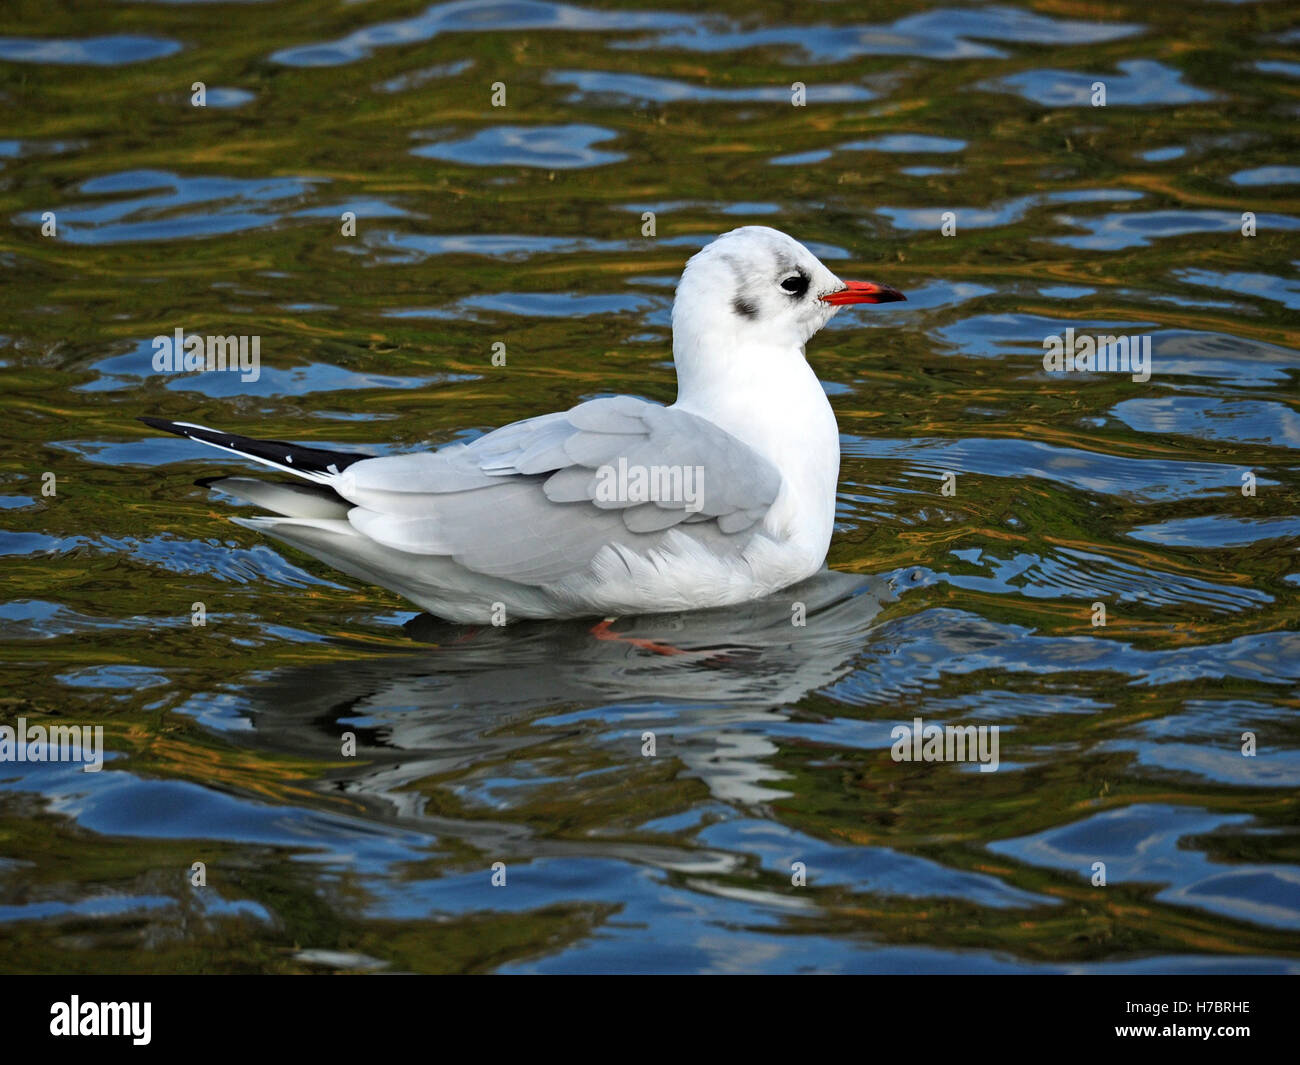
[335,396,783,585]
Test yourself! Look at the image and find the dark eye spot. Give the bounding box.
[780,273,809,297]
[731,296,759,319]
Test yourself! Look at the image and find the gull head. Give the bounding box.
[671,226,905,362]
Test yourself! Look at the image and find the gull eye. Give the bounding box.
[779,273,809,297]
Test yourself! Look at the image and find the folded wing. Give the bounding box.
[335,396,782,585]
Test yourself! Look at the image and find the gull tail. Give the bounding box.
[139,416,372,485]
[196,476,354,520]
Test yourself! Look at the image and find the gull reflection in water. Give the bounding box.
[237,570,894,828]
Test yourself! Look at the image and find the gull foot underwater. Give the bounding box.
[141,226,905,624]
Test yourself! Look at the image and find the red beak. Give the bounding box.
[820,280,907,305]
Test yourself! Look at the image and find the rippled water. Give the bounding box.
[1,0,1297,973]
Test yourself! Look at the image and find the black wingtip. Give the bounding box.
[139,414,373,476]
[139,416,183,435]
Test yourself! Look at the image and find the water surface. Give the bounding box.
[0,0,1297,973]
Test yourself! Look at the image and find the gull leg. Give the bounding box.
[589,617,689,656]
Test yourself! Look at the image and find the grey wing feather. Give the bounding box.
[333,397,782,584]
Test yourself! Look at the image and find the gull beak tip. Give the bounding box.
[821,281,907,306]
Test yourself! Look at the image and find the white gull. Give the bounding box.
[142,226,904,622]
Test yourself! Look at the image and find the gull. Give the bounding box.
[141,226,904,623]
